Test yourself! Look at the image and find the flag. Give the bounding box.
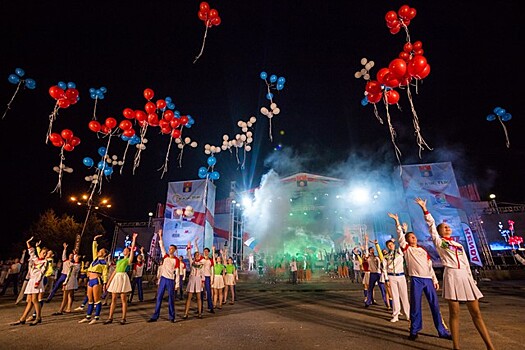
[183,181,192,193]
[244,237,260,252]
[296,174,308,187]
[419,165,433,177]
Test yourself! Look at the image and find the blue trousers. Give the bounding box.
[178,275,184,299]
[409,276,450,337]
[46,273,66,301]
[130,276,143,302]
[365,273,388,306]
[152,276,175,321]
[201,276,213,310]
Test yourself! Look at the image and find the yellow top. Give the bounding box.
[86,240,109,283]
[36,246,54,277]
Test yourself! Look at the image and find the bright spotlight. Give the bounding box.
[350,187,370,205]
[242,196,252,208]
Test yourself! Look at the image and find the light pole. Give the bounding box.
[71,194,111,252]
[489,193,499,214]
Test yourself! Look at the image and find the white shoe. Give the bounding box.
[88,318,98,325]
[74,306,84,311]
[390,316,399,323]
[78,318,90,324]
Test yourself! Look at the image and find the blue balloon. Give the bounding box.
[100,86,107,93]
[266,92,274,100]
[97,160,106,170]
[210,171,220,180]
[103,166,113,176]
[486,114,496,122]
[198,166,208,178]
[277,77,286,84]
[207,156,217,166]
[67,82,76,89]
[361,97,369,106]
[97,94,105,100]
[269,75,277,83]
[276,84,284,91]
[83,157,94,167]
[57,81,66,90]
[175,110,181,117]
[121,135,130,141]
[89,88,96,94]
[98,146,107,157]
[501,113,512,122]
[90,93,97,99]
[168,103,175,110]
[15,68,25,77]
[165,96,172,103]
[8,74,20,84]
[260,71,267,80]
[25,79,36,89]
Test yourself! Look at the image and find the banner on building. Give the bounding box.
[461,223,483,266]
[401,162,471,266]
[163,179,216,253]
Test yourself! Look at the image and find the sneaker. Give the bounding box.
[390,316,399,323]
[408,334,418,341]
[88,318,98,325]
[78,318,91,324]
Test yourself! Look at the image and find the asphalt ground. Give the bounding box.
[0,276,523,350]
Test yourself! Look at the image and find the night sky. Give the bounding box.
[1,1,522,255]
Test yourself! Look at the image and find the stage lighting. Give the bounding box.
[242,196,252,208]
[350,187,370,205]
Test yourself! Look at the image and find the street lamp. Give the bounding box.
[148,211,154,226]
[489,193,499,214]
[71,194,111,252]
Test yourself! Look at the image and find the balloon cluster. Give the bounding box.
[193,2,222,64]
[359,4,431,165]
[486,106,513,148]
[259,71,286,141]
[46,81,80,144]
[198,153,220,181]
[89,86,108,120]
[2,68,36,120]
[48,128,81,196]
[175,206,194,220]
[88,117,118,135]
[354,58,375,81]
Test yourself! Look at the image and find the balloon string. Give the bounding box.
[373,103,384,124]
[92,97,98,120]
[400,20,411,43]
[241,146,247,169]
[51,147,66,196]
[235,146,240,165]
[159,136,173,179]
[177,144,185,168]
[133,124,148,174]
[498,116,510,148]
[384,97,402,170]
[2,81,22,120]
[120,142,130,175]
[268,117,273,142]
[193,21,210,64]
[406,84,432,158]
[46,102,60,144]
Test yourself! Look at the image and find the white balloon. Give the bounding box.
[268,114,273,119]
[231,140,238,146]
[93,174,99,179]
[84,176,91,181]
[205,149,210,155]
[112,155,118,160]
[270,103,277,110]
[247,137,253,143]
[240,134,247,141]
[363,74,370,80]
[247,122,252,127]
[365,63,372,70]
[221,145,228,150]
[215,148,221,154]
[246,131,253,137]
[223,134,229,141]
[177,143,184,149]
[53,166,59,172]
[354,72,362,79]
[242,127,248,132]
[92,179,99,185]
[210,146,216,152]
[184,137,191,143]
[112,160,118,165]
[185,205,193,211]
[66,168,73,173]
[260,107,269,115]
[369,61,375,67]
[250,116,256,123]
[236,134,241,140]
[360,68,367,75]
[205,144,210,150]
[190,141,197,148]
[118,161,124,165]
[361,57,367,65]
[143,138,148,143]
[176,209,183,215]
[245,145,252,152]
[175,138,181,143]
[273,108,280,115]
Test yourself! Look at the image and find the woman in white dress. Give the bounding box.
[54,253,81,314]
[182,239,204,319]
[10,237,50,326]
[415,197,494,350]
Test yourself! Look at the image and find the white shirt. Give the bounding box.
[397,224,438,283]
[383,247,405,275]
[159,245,179,280]
[201,256,213,277]
[290,261,297,272]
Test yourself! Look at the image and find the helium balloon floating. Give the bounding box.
[2,67,36,120]
[486,106,512,148]
[193,2,221,64]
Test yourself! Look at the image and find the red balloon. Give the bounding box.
[52,139,64,148]
[388,58,407,78]
[386,19,400,29]
[398,4,411,19]
[385,10,397,22]
[365,80,382,94]
[367,92,383,104]
[119,120,132,131]
[385,90,400,105]
[208,9,218,19]
[398,52,410,61]
[57,99,70,109]
[159,119,170,130]
[123,129,136,137]
[407,55,427,76]
[61,129,74,140]
[179,115,189,125]
[211,16,221,26]
[70,136,81,147]
[403,19,411,26]
[105,117,117,129]
[171,129,181,139]
[415,64,431,79]
[170,119,180,128]
[145,101,156,114]
[48,86,65,100]
[122,108,135,119]
[48,132,62,144]
[198,10,208,21]
[413,41,423,50]
[399,73,412,87]
[403,42,413,53]
[376,68,390,85]
[389,25,401,35]
[414,49,424,56]
[384,74,400,88]
[147,113,159,126]
[65,88,79,100]
[143,88,154,100]
[406,7,417,20]
[163,110,174,121]
[88,120,101,132]
[63,143,75,152]
[156,99,166,110]
[135,110,147,122]
[199,1,210,12]
[138,119,148,128]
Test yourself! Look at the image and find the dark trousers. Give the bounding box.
[1,273,19,295]
[410,276,450,337]
[201,276,213,310]
[46,273,67,301]
[152,277,175,321]
[129,276,143,302]
[291,271,298,284]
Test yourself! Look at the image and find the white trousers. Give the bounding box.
[388,275,410,319]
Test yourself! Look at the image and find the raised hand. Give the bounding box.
[63,242,68,249]
[402,222,409,232]
[387,212,399,221]
[414,197,427,211]
[132,232,138,239]
[94,234,103,240]
[36,240,41,247]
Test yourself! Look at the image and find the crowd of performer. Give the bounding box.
[1,198,505,349]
